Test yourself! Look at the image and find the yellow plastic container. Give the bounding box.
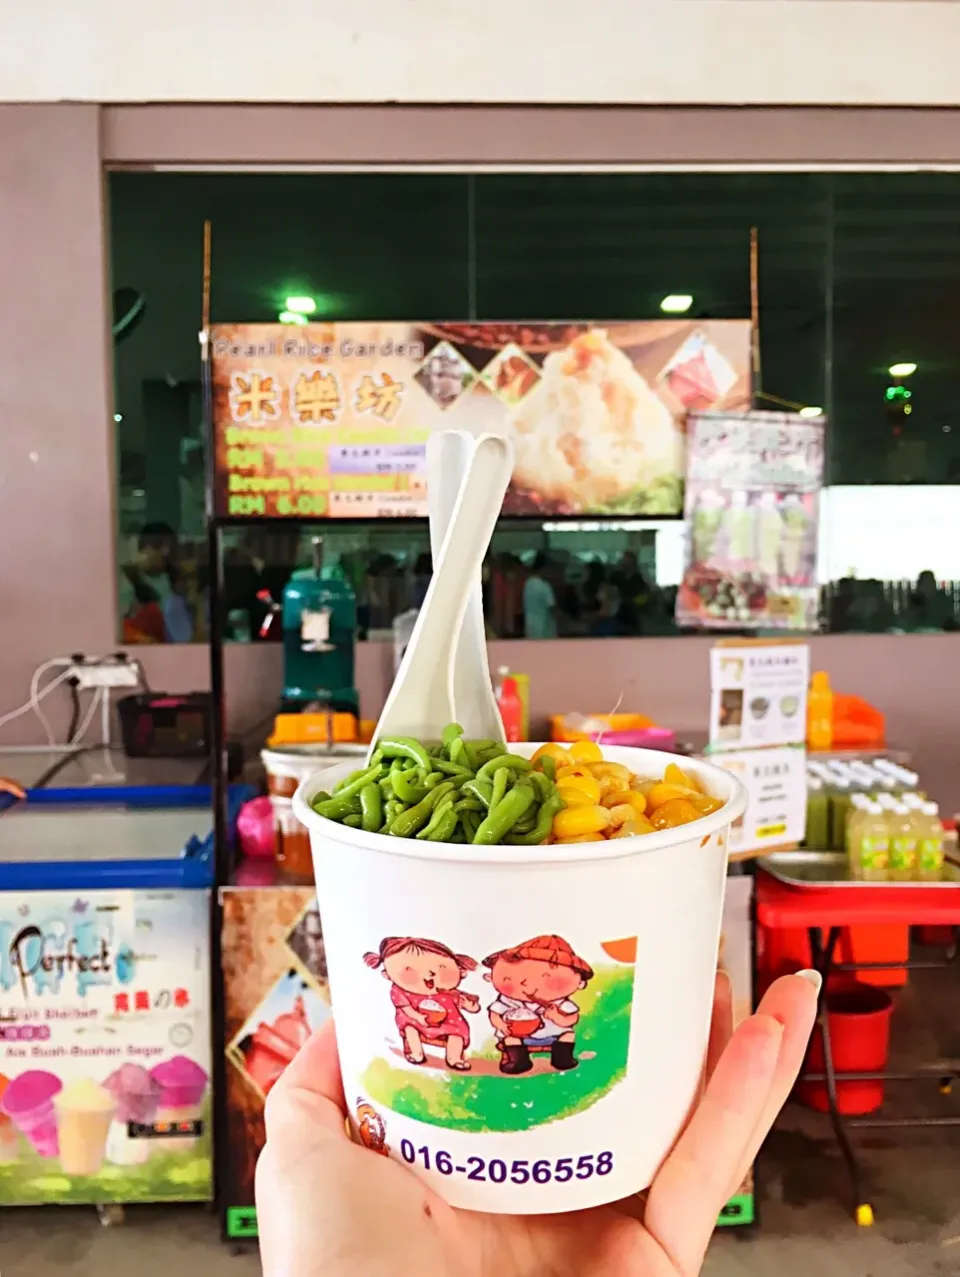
[268,712,375,748]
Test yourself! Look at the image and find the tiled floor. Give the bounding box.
[4,960,960,1276]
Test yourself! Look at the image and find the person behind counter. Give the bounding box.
[223,528,299,641]
[523,552,558,639]
[120,522,194,644]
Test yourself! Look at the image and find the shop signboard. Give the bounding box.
[210,320,750,521]
[0,889,212,1206]
[676,410,825,630]
[220,885,331,1240]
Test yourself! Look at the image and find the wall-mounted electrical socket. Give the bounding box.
[67,658,140,691]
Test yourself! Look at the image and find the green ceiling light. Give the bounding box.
[285,295,317,315]
[885,385,912,403]
[888,361,917,378]
[798,406,822,418]
[660,294,694,314]
[278,310,308,325]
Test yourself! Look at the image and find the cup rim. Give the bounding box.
[292,743,748,866]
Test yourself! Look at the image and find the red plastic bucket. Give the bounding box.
[798,984,894,1116]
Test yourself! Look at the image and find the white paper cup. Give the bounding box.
[294,745,747,1215]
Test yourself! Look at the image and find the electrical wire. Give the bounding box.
[0,660,73,740]
[70,688,104,748]
[29,663,73,745]
[66,679,81,742]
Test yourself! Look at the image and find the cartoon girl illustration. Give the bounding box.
[364,937,480,1071]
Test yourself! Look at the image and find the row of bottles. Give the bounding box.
[846,794,944,882]
[804,756,945,880]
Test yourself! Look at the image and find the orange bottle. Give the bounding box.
[498,675,524,743]
[807,670,834,751]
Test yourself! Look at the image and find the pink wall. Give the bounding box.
[1,104,958,814]
[0,105,118,746]
[137,635,960,814]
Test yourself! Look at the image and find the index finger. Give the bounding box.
[263,1018,348,1142]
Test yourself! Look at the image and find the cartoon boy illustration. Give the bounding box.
[484,934,594,1075]
[364,937,480,1071]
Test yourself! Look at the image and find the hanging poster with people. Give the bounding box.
[716,874,755,1227]
[676,410,825,630]
[219,885,331,1240]
[209,320,751,520]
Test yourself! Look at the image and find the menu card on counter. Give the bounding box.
[708,639,809,855]
[711,745,807,856]
[709,640,808,752]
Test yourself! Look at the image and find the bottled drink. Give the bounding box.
[827,771,852,853]
[916,802,944,881]
[807,671,834,751]
[805,776,830,849]
[845,795,870,879]
[856,802,890,882]
[495,668,524,743]
[888,802,918,881]
[874,760,921,795]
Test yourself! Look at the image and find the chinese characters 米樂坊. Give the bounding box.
[294,370,342,423]
[354,372,403,422]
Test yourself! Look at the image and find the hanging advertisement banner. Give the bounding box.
[716,874,756,1227]
[210,320,750,521]
[676,410,825,630]
[219,885,331,1240]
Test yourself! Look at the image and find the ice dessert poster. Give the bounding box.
[676,410,825,631]
[210,319,751,521]
[0,889,212,1206]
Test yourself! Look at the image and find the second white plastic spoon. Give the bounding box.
[426,430,504,742]
[367,432,513,756]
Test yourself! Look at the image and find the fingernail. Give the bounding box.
[795,968,823,993]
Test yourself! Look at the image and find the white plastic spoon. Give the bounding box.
[367,433,513,757]
[426,430,505,742]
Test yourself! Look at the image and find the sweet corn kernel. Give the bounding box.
[587,762,633,784]
[532,744,570,767]
[605,804,637,828]
[553,805,611,839]
[557,785,596,808]
[664,761,704,794]
[689,793,724,816]
[650,797,701,829]
[601,790,647,816]
[569,739,604,762]
[611,815,656,838]
[647,782,696,810]
[597,774,624,798]
[554,771,601,802]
